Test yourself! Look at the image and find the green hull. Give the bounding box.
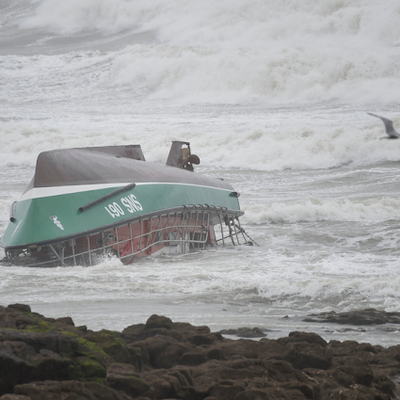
[2,182,241,249]
[1,143,249,266]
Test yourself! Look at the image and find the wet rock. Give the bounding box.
[187,333,215,346]
[145,315,173,330]
[7,305,31,314]
[0,304,86,336]
[13,380,125,400]
[283,342,332,370]
[122,317,211,344]
[178,351,208,366]
[208,380,246,400]
[107,363,149,397]
[219,327,267,338]
[133,334,188,369]
[141,367,194,400]
[278,331,328,347]
[1,304,400,400]
[304,308,400,325]
[85,329,136,364]
[55,316,74,326]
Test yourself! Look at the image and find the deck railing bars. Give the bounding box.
[4,205,246,267]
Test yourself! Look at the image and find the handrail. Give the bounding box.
[78,183,136,213]
[9,201,18,222]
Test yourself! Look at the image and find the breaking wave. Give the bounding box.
[245,197,400,224]
[2,0,399,104]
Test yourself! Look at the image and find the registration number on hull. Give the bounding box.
[104,194,143,219]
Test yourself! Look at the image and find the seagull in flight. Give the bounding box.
[368,112,400,139]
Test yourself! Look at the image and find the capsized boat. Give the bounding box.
[1,141,254,267]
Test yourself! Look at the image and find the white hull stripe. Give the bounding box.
[19,182,232,202]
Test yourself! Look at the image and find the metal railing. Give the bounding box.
[3,205,249,268]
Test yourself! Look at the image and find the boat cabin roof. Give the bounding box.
[25,143,231,191]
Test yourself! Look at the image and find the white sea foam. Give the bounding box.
[2,110,400,172]
[245,197,400,224]
[19,0,400,46]
[108,41,400,104]
[18,0,142,35]
[4,0,399,105]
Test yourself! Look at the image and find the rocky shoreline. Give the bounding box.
[1,304,400,400]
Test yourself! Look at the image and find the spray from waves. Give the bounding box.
[8,38,398,107]
[195,118,400,171]
[1,112,400,173]
[8,0,400,105]
[1,51,115,103]
[16,0,144,35]
[18,0,400,46]
[109,42,400,105]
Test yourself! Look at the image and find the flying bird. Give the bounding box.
[368,112,400,139]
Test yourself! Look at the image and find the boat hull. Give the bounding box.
[0,143,249,267]
[1,182,244,267]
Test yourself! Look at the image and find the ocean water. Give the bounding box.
[1,0,400,347]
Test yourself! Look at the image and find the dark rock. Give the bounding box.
[373,373,397,396]
[7,305,31,314]
[1,305,400,400]
[55,316,74,326]
[85,329,135,364]
[284,342,332,370]
[178,351,208,366]
[277,331,328,347]
[219,327,267,338]
[187,333,216,346]
[208,380,246,400]
[206,347,223,360]
[304,308,400,325]
[107,363,149,397]
[262,359,307,384]
[0,323,111,395]
[0,304,84,337]
[76,325,88,332]
[234,389,270,400]
[122,315,210,344]
[134,335,187,369]
[13,380,124,400]
[141,367,194,400]
[145,315,173,330]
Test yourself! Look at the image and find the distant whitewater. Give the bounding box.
[1,0,400,170]
[1,0,399,104]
